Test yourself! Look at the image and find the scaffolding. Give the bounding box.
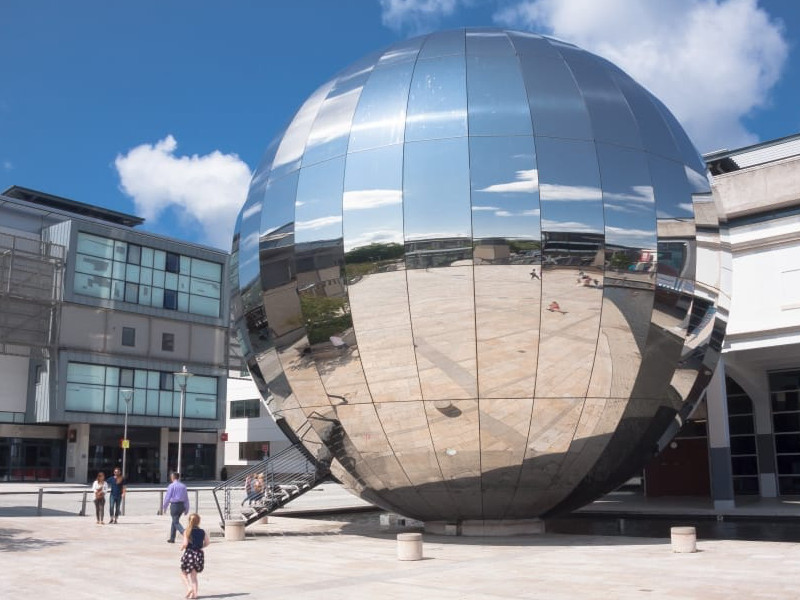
[0,232,64,358]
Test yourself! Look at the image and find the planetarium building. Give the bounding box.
[231,28,728,526]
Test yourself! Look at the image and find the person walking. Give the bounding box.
[108,467,126,523]
[179,513,209,599]
[162,471,190,543]
[91,471,110,525]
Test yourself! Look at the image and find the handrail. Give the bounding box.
[0,485,214,517]
[212,443,330,527]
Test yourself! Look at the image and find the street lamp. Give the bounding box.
[120,388,133,478]
[173,365,193,476]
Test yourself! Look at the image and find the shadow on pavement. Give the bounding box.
[0,507,79,517]
[0,527,67,552]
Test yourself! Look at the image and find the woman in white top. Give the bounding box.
[91,472,110,524]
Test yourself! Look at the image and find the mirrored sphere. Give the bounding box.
[232,28,728,521]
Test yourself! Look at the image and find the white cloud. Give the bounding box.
[295,215,343,231]
[343,189,402,210]
[2,160,12,171]
[115,135,251,250]
[478,168,539,193]
[494,0,788,152]
[539,183,602,201]
[541,219,603,233]
[380,0,460,33]
[604,185,655,206]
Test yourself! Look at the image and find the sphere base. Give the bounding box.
[424,518,545,536]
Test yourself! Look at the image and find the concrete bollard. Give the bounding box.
[224,519,246,542]
[397,532,423,561]
[670,526,697,553]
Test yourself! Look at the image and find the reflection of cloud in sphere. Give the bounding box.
[232,29,727,523]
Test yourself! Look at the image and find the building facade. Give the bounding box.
[0,186,229,483]
[649,134,800,506]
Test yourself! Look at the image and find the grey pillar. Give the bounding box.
[705,360,735,510]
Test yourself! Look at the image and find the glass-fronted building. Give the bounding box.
[0,186,228,483]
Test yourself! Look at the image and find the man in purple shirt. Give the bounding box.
[163,471,190,543]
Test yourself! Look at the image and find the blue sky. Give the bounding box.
[2,0,799,249]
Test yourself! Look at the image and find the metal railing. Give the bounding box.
[0,485,214,517]
[212,443,329,527]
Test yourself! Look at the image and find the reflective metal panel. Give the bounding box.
[349,62,415,153]
[510,36,592,140]
[406,55,467,142]
[470,135,540,397]
[558,45,642,150]
[418,28,464,59]
[466,34,532,136]
[506,397,583,517]
[612,70,682,162]
[408,266,477,399]
[404,137,472,267]
[375,401,451,518]
[271,81,334,180]
[479,398,532,517]
[303,58,374,167]
[424,399,482,518]
[536,137,604,398]
[234,27,727,523]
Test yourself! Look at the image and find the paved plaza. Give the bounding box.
[2,483,800,599]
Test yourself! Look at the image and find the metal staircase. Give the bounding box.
[212,443,330,528]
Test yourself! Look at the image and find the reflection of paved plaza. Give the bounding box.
[258,263,675,521]
[347,264,646,402]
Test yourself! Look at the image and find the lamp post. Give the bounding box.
[120,389,133,478]
[173,365,193,476]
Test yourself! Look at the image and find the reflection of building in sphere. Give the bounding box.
[231,28,728,524]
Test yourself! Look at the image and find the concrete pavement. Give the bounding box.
[2,483,800,599]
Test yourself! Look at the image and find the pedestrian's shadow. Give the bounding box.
[198,595,250,599]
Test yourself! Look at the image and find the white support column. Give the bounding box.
[65,423,90,483]
[705,360,736,510]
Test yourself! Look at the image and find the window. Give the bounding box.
[163,289,178,310]
[160,372,173,391]
[770,370,800,494]
[230,399,260,419]
[162,332,175,352]
[65,361,217,420]
[121,327,136,347]
[727,377,759,495]
[239,441,269,461]
[120,368,134,388]
[165,252,180,273]
[124,282,139,304]
[127,244,141,265]
[73,232,222,317]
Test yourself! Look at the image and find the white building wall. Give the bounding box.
[224,374,289,472]
[728,240,800,340]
